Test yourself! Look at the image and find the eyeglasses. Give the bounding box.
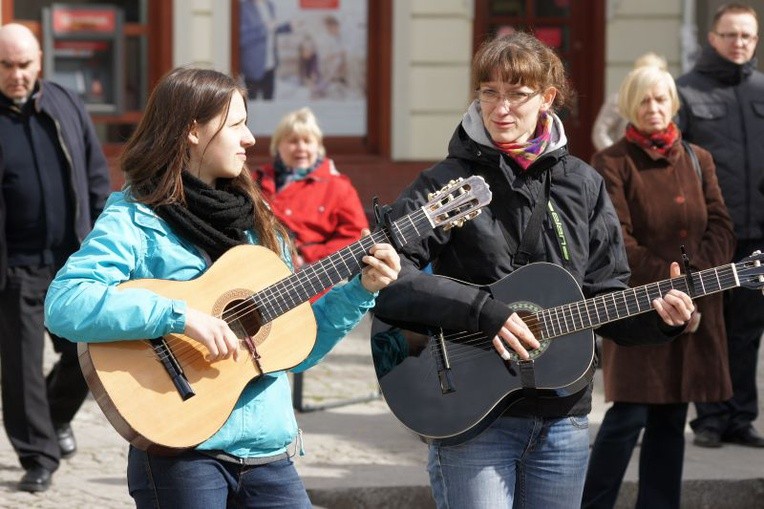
[714,31,758,44]
[477,88,539,106]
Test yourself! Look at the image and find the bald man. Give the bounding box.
[0,23,110,492]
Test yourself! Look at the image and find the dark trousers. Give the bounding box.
[245,68,276,100]
[582,402,689,509]
[692,239,764,435]
[0,265,89,472]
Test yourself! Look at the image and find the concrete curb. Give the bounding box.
[308,479,764,509]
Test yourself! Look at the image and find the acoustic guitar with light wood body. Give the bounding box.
[78,176,492,453]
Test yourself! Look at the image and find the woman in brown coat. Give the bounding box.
[581,65,736,509]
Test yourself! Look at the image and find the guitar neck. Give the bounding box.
[535,263,740,340]
[253,208,432,323]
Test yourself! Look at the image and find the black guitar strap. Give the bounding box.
[519,360,538,396]
[475,164,551,402]
[477,165,551,269]
[514,172,551,267]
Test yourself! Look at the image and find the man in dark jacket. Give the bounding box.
[676,3,764,449]
[0,23,111,492]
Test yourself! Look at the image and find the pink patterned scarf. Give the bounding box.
[492,112,553,171]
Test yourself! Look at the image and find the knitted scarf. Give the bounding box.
[154,172,255,262]
[274,155,323,190]
[625,122,679,157]
[492,111,553,171]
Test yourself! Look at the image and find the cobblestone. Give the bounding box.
[1,316,762,508]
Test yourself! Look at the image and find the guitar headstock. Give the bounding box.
[736,250,764,291]
[423,176,492,231]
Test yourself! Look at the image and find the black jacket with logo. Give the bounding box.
[374,122,681,418]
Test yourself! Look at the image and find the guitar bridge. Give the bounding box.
[150,338,195,400]
[434,329,456,394]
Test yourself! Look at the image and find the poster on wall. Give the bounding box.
[238,0,367,136]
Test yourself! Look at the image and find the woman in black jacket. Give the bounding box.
[373,32,695,509]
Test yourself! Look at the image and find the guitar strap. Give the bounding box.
[519,360,539,397]
[475,164,551,269]
[514,172,551,267]
[474,163,552,403]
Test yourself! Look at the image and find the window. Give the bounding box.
[5,0,172,145]
[232,0,390,156]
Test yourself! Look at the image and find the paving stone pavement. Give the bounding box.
[0,315,762,508]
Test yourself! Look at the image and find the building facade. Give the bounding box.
[2,0,758,209]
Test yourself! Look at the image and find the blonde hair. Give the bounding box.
[633,52,668,71]
[618,66,679,125]
[269,107,326,158]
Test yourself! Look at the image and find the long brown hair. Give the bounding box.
[121,67,288,256]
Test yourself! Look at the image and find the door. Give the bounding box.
[474,0,605,161]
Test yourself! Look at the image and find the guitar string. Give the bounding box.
[429,277,741,365]
[144,208,448,364]
[424,267,741,366]
[156,178,486,365]
[145,232,747,368]
[153,258,742,368]
[220,208,429,324]
[226,184,484,324]
[429,270,741,364]
[154,258,742,367]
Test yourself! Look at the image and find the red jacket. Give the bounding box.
[255,158,369,265]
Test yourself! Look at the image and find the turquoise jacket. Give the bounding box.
[44,191,375,458]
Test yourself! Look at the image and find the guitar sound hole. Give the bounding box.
[224,299,263,340]
[506,307,550,362]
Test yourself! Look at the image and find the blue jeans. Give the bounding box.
[127,447,311,508]
[427,415,590,508]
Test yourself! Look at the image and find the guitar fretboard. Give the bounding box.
[533,264,739,340]
[252,209,431,324]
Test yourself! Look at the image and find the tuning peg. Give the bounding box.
[753,250,764,294]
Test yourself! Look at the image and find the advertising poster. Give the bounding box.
[238,0,368,136]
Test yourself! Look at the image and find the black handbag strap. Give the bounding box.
[681,140,703,184]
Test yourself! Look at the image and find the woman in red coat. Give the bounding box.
[581,65,736,509]
[254,107,369,271]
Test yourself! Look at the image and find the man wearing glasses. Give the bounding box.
[677,3,764,449]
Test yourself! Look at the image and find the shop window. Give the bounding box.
[232,0,390,156]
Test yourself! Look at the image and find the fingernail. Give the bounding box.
[501,351,511,360]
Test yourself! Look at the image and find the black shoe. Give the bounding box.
[18,466,52,492]
[722,426,764,448]
[55,423,77,459]
[693,429,722,448]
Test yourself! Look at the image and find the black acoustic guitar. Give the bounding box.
[372,252,764,446]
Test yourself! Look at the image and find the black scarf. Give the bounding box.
[155,172,255,262]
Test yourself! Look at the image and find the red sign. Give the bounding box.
[300,0,339,8]
[52,8,117,34]
[535,27,563,50]
[55,40,110,53]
